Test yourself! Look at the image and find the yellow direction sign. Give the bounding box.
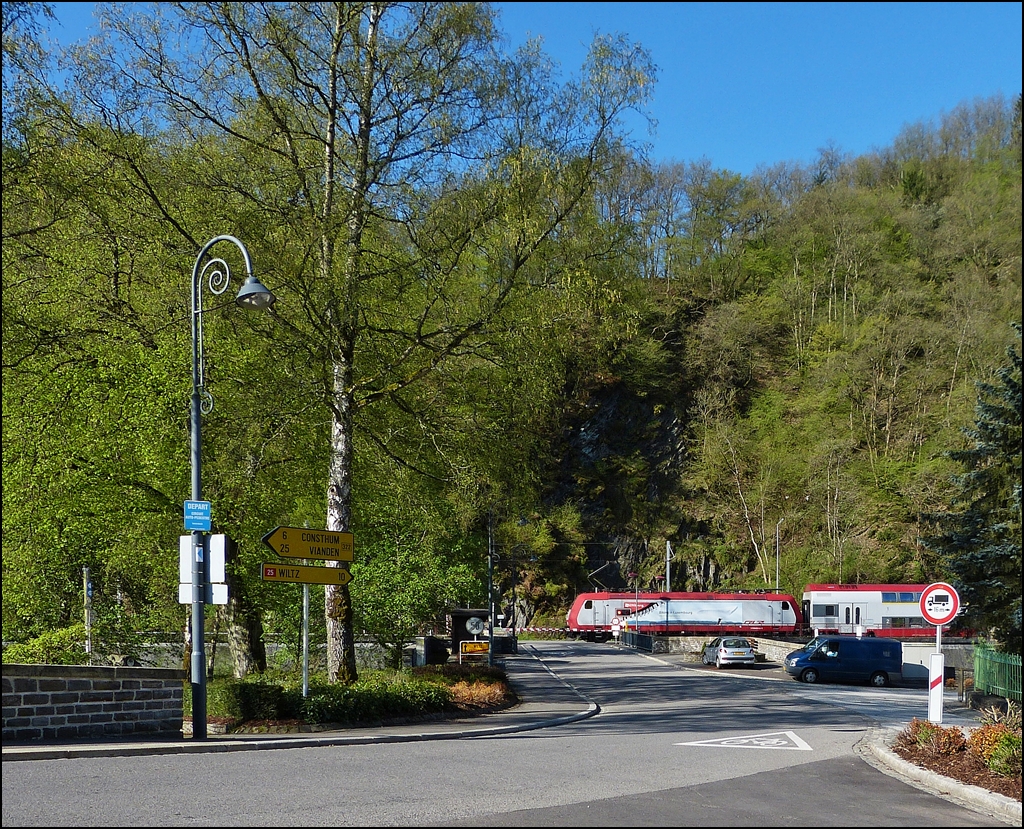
[262,527,353,561]
[261,563,352,586]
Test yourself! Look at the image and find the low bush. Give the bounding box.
[979,699,1022,730]
[897,713,1022,781]
[969,722,1023,777]
[410,662,508,686]
[968,723,1013,764]
[185,664,514,727]
[1,625,90,665]
[298,672,453,725]
[897,718,967,756]
[933,724,967,754]
[987,732,1022,778]
[898,717,941,750]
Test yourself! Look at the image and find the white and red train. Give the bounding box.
[565,590,802,639]
[566,583,968,640]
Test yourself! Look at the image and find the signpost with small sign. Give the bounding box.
[184,500,212,532]
[261,563,352,585]
[919,581,961,724]
[460,640,489,656]
[262,527,353,561]
[261,526,356,696]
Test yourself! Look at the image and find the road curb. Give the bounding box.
[855,727,1022,826]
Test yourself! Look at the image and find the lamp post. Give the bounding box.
[775,517,784,592]
[487,512,494,667]
[189,235,275,740]
[627,571,639,647]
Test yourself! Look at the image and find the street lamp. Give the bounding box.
[189,235,275,740]
[775,517,784,592]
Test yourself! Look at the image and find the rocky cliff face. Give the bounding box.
[537,375,723,597]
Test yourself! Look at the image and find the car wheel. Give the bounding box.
[716,654,723,669]
[801,668,819,684]
[701,652,710,665]
[870,671,889,687]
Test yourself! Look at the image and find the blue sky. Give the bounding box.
[49,2,1022,176]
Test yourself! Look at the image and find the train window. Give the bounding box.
[899,592,916,602]
[884,617,906,627]
[813,604,838,617]
[910,616,927,627]
[882,592,898,602]
[584,600,593,609]
[855,607,861,624]
[845,607,851,624]
[781,601,790,610]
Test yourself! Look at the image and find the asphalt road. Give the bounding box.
[1,640,1017,827]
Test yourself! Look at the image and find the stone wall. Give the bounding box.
[2,663,186,742]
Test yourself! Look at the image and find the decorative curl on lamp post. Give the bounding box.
[190,235,275,740]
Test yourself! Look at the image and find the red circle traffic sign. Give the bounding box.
[919,582,960,626]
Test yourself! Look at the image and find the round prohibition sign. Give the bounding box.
[919,582,960,626]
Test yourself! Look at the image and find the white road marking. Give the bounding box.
[676,730,813,750]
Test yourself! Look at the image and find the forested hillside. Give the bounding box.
[3,3,1020,675]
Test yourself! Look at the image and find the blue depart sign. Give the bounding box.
[184,500,212,531]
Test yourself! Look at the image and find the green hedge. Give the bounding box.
[1,625,90,665]
[185,668,468,726]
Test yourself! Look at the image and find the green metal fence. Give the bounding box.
[973,642,1022,702]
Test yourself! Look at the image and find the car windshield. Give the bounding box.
[802,637,824,652]
[722,638,749,648]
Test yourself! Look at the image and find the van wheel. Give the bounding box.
[869,671,889,687]
[801,668,819,684]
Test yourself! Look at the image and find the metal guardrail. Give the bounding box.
[974,642,1022,702]
[619,631,655,651]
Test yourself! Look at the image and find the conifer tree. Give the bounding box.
[923,323,1022,653]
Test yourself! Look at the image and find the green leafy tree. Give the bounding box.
[66,2,655,683]
[923,323,1022,653]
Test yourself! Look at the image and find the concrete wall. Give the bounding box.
[2,663,186,742]
[655,633,792,663]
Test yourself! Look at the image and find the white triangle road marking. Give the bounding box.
[675,730,813,750]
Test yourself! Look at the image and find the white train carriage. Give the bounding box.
[801,583,967,638]
[621,593,801,635]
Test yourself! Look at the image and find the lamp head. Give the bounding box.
[235,275,276,310]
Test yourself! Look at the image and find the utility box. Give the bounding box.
[491,628,518,654]
[413,635,449,666]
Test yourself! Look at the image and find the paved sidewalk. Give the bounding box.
[2,643,1019,826]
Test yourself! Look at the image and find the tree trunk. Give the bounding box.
[224,559,267,678]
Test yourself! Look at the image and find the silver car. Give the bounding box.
[701,636,757,668]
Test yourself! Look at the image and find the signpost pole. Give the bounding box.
[920,582,959,725]
[928,630,945,724]
[302,583,309,698]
